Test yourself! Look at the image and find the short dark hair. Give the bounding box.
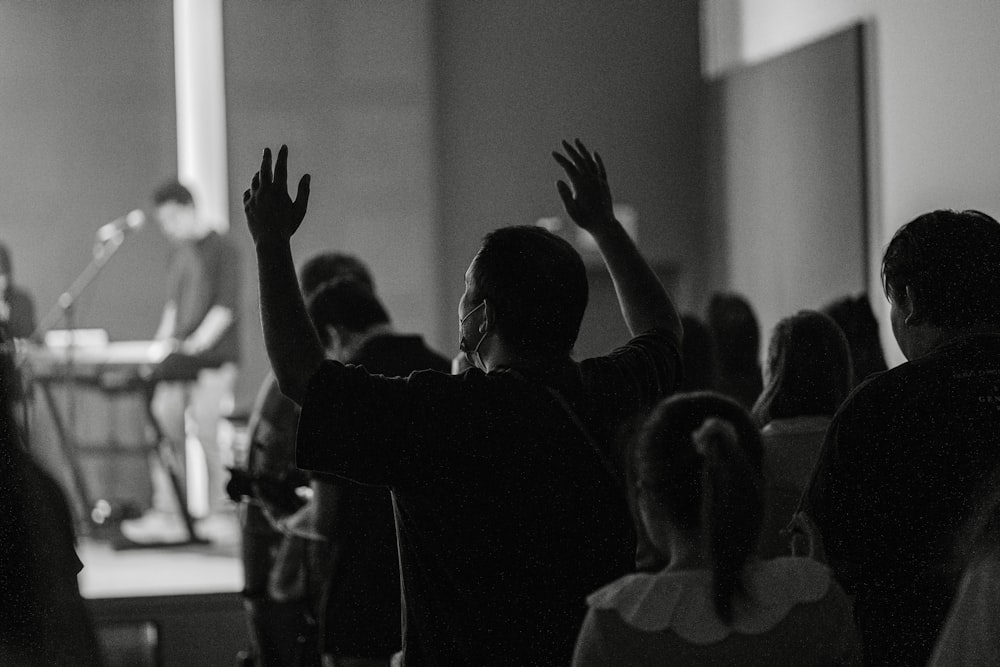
[298,252,374,298]
[152,180,194,207]
[306,278,389,347]
[633,391,763,624]
[470,226,587,357]
[752,310,852,425]
[882,209,1000,328]
[706,292,761,374]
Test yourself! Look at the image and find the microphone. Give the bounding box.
[95,209,146,243]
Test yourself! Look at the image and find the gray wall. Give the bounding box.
[0,2,176,342]
[431,0,707,357]
[223,2,439,406]
[705,26,868,349]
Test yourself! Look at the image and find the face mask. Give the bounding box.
[458,300,489,369]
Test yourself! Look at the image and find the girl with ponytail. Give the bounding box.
[573,392,859,666]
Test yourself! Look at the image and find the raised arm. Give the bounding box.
[553,139,682,342]
[243,145,324,404]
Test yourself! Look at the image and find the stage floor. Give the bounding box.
[78,514,243,599]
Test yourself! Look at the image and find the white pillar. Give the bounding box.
[174,0,229,231]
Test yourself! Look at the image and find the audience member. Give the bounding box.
[0,326,102,665]
[821,293,888,386]
[706,292,763,409]
[305,278,450,666]
[928,464,1000,666]
[238,251,374,667]
[677,313,720,393]
[572,392,859,665]
[807,209,1000,665]
[0,241,36,340]
[242,140,682,664]
[752,311,852,558]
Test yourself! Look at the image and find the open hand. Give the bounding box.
[243,144,311,245]
[552,139,614,233]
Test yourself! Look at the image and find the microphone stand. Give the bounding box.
[34,231,128,340]
[29,231,130,533]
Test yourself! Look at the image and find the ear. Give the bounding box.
[480,300,494,334]
[902,285,924,325]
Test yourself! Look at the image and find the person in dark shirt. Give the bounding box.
[807,209,1000,665]
[304,278,450,665]
[0,241,36,340]
[241,140,682,665]
[0,324,102,665]
[239,252,375,667]
[821,292,888,386]
[706,292,763,410]
[148,180,240,522]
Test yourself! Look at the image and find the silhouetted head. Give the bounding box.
[306,277,390,351]
[752,310,852,426]
[298,251,374,298]
[882,209,1000,359]
[678,314,720,392]
[707,293,760,372]
[632,391,763,624]
[459,226,588,364]
[821,293,888,384]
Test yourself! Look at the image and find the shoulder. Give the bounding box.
[604,328,680,359]
[578,328,681,386]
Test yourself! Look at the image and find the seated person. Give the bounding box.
[807,210,1000,665]
[573,392,859,666]
[677,314,720,393]
[0,241,36,340]
[821,293,888,386]
[237,251,376,667]
[706,293,763,410]
[0,326,101,665]
[751,310,852,558]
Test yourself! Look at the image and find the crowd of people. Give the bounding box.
[3,137,1000,666]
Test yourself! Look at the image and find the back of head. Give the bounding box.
[821,293,888,383]
[706,292,761,373]
[471,225,588,357]
[678,314,720,392]
[298,251,375,298]
[882,209,1000,328]
[633,392,763,624]
[753,310,852,425]
[306,277,390,347]
[151,179,194,207]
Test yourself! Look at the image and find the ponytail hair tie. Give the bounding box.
[692,417,738,461]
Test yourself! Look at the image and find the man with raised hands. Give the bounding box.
[243,140,682,666]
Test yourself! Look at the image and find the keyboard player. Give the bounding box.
[128,180,241,541]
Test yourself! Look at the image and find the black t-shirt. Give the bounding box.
[165,230,240,365]
[317,334,450,658]
[807,333,1000,666]
[296,330,680,666]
